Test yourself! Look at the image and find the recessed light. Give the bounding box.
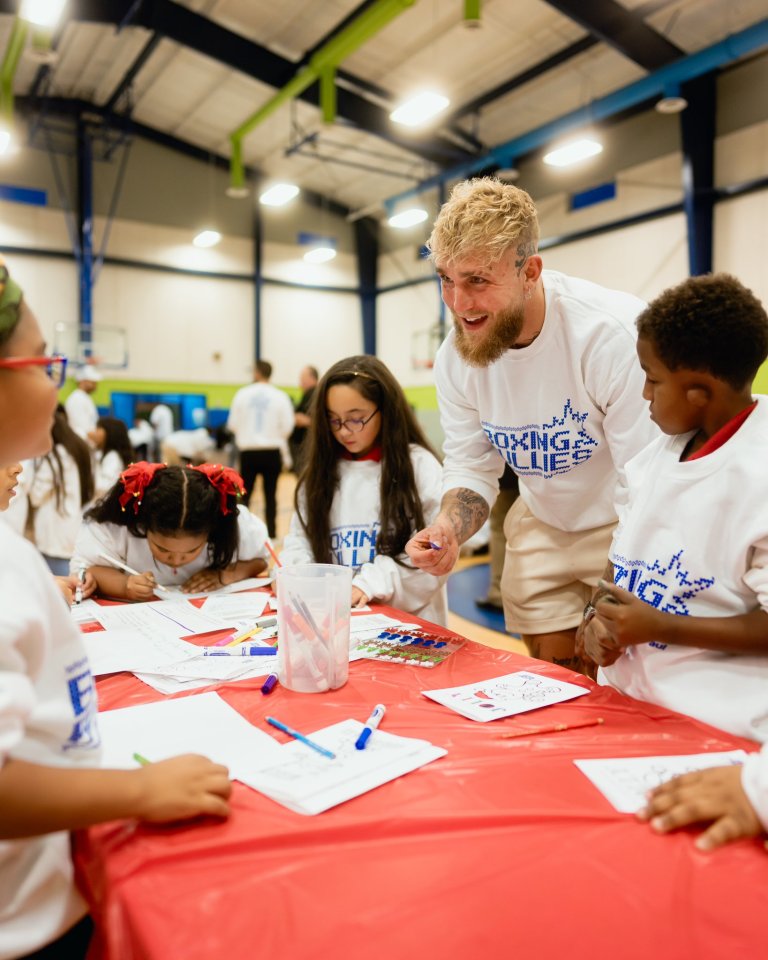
[543,138,603,167]
[20,0,66,27]
[259,183,299,206]
[303,246,337,264]
[193,230,221,248]
[388,208,429,228]
[390,92,449,127]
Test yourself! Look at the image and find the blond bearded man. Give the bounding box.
[406,178,657,669]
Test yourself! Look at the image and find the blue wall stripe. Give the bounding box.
[0,184,47,206]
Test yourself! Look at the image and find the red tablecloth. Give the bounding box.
[75,606,768,960]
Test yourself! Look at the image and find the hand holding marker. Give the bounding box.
[355,704,386,750]
[74,566,86,605]
[98,551,170,593]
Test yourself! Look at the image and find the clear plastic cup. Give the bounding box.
[276,564,353,693]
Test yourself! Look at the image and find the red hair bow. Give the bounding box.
[118,462,166,514]
[192,463,246,515]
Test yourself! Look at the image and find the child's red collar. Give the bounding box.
[685,400,757,460]
[340,443,382,462]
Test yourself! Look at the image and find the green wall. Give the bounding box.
[60,379,440,413]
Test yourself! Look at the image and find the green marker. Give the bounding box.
[132,752,151,766]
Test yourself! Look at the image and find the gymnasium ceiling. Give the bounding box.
[1,0,767,220]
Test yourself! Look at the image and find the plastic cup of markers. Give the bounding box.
[276,564,353,693]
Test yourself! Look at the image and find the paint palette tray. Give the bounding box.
[353,628,465,667]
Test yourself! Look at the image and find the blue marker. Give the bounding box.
[355,704,386,750]
[428,541,442,550]
[201,645,278,657]
[266,717,336,759]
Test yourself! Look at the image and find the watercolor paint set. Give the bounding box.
[353,627,464,667]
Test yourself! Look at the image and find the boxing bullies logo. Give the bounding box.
[482,400,597,477]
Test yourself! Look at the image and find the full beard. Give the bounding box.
[452,302,526,367]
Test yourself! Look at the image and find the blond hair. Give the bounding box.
[427,177,540,267]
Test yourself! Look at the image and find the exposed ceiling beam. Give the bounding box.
[449,35,599,121]
[14,93,351,217]
[543,0,684,71]
[0,0,477,167]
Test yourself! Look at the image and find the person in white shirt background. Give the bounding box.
[149,402,174,459]
[406,177,657,670]
[29,405,95,576]
[90,415,134,500]
[227,359,295,539]
[0,255,231,960]
[64,364,101,442]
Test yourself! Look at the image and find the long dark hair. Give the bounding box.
[39,405,94,510]
[96,416,134,469]
[85,464,240,569]
[296,355,439,563]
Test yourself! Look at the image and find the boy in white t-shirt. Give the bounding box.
[581,272,768,742]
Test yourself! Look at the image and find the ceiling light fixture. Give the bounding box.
[303,246,337,264]
[388,207,428,228]
[193,229,221,248]
[19,0,66,27]
[543,138,603,168]
[390,92,449,127]
[0,128,12,156]
[259,183,299,206]
[655,95,688,114]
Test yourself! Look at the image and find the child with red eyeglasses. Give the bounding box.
[72,461,269,599]
[0,257,232,960]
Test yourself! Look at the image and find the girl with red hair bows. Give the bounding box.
[72,461,269,600]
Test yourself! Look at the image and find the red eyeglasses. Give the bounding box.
[0,354,68,388]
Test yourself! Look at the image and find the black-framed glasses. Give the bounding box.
[328,407,379,433]
[0,354,68,388]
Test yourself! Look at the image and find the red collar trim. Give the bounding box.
[686,400,757,460]
[340,443,383,462]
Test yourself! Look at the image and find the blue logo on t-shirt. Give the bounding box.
[64,655,100,751]
[613,549,715,617]
[482,399,597,477]
[330,522,379,572]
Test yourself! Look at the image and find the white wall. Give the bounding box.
[2,115,767,391]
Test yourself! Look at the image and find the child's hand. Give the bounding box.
[593,579,661,650]
[182,568,224,593]
[126,572,159,601]
[134,754,232,822]
[638,766,762,851]
[351,586,369,608]
[582,614,623,667]
[55,571,98,605]
[406,521,459,576]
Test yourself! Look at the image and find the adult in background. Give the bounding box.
[227,359,294,538]
[288,364,318,473]
[406,177,657,669]
[64,364,101,441]
[149,402,174,460]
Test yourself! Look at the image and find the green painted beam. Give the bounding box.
[0,17,28,123]
[229,0,416,190]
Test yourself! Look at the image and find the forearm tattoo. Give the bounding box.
[442,488,490,544]
[515,240,536,275]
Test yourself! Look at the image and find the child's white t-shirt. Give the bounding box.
[0,523,101,959]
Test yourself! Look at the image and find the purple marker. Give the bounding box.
[428,541,442,550]
[261,673,278,695]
